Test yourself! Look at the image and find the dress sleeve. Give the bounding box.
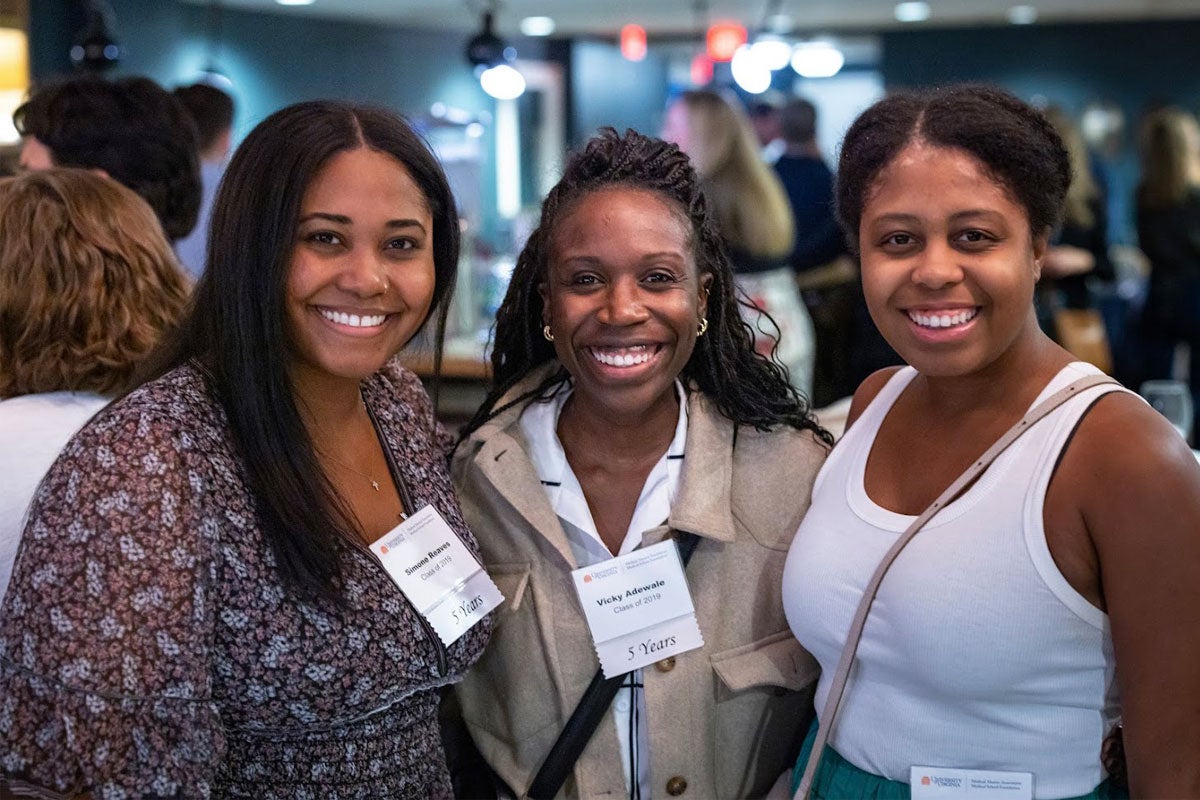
[0,403,225,798]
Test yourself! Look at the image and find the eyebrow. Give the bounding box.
[298,212,427,231]
[558,251,688,265]
[869,209,1005,226]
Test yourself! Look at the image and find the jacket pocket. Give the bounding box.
[709,631,819,797]
[711,629,819,696]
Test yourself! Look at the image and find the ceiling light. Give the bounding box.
[706,22,747,63]
[275,0,316,5]
[894,2,931,23]
[519,16,555,37]
[791,41,844,78]
[1007,5,1038,24]
[479,63,525,100]
[750,36,793,71]
[466,8,526,99]
[621,24,647,62]
[731,45,772,94]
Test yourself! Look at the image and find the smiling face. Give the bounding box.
[859,141,1047,378]
[285,146,436,395]
[540,186,711,422]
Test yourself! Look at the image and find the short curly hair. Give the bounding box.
[460,127,829,443]
[837,84,1070,252]
[0,169,191,398]
[14,76,202,241]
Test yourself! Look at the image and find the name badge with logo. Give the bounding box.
[910,767,1033,800]
[571,539,704,677]
[369,504,503,646]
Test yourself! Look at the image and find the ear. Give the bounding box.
[1031,228,1050,282]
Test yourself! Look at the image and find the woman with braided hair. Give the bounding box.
[452,127,830,798]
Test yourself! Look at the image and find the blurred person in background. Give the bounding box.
[748,93,786,163]
[0,101,490,798]
[0,168,190,598]
[1036,107,1116,372]
[663,89,816,398]
[173,81,236,279]
[774,97,859,406]
[1134,106,1200,408]
[14,75,201,242]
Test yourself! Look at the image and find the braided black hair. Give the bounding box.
[459,128,831,445]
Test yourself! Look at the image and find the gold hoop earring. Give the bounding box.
[697,317,709,337]
[543,324,555,342]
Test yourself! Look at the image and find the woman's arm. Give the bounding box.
[0,402,224,797]
[1064,393,1200,796]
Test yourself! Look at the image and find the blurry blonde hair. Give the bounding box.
[672,90,794,258]
[1138,107,1200,211]
[1043,107,1098,229]
[0,168,190,398]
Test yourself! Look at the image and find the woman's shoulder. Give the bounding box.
[51,364,231,482]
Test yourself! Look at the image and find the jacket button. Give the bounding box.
[655,657,676,672]
[666,776,687,796]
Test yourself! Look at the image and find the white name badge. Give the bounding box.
[571,539,704,678]
[910,767,1033,800]
[369,504,503,646]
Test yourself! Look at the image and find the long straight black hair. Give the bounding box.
[146,100,460,600]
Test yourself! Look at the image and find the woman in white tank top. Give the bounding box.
[782,85,1200,799]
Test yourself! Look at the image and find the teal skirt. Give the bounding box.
[791,721,1129,800]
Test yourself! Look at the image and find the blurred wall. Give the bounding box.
[27,0,564,247]
[881,19,1200,244]
[569,39,669,146]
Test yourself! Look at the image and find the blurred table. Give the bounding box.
[398,336,491,429]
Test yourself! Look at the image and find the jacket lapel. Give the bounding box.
[646,390,739,547]
[467,377,581,571]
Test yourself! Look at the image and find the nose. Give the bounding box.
[336,245,389,296]
[910,240,964,290]
[596,276,650,327]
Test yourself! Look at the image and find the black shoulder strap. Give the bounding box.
[526,532,701,800]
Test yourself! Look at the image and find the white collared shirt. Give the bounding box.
[519,380,688,799]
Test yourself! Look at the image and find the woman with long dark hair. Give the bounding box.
[0,101,491,798]
[453,128,830,799]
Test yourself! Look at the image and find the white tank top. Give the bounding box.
[783,363,1126,799]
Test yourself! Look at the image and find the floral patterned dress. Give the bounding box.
[0,360,491,799]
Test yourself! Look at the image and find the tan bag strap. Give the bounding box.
[795,373,1119,799]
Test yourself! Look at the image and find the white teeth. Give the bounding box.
[589,345,652,367]
[320,309,387,328]
[908,308,978,329]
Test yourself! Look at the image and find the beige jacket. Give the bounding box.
[452,368,826,799]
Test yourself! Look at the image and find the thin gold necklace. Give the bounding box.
[323,450,382,492]
[314,390,383,492]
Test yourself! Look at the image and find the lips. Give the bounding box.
[318,307,389,329]
[906,307,979,329]
[587,344,660,368]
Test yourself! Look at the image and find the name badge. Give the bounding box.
[571,539,704,678]
[910,767,1033,800]
[369,504,503,646]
